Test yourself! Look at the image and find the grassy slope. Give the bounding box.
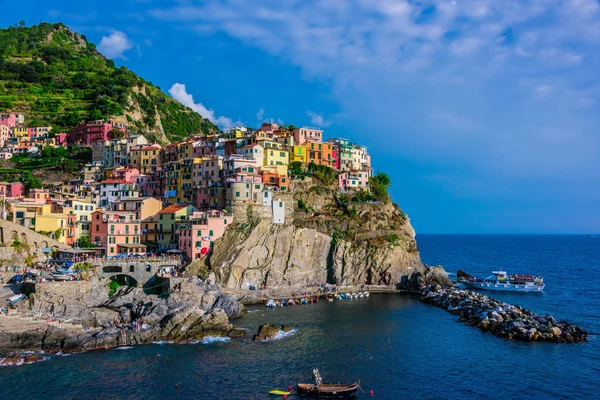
[0,22,219,143]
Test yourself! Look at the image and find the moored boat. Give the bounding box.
[297,368,360,399]
[459,269,544,292]
[266,299,276,308]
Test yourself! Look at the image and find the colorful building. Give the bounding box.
[156,204,197,251]
[66,120,128,146]
[0,181,24,198]
[338,171,370,192]
[0,113,24,127]
[177,210,232,260]
[90,210,144,255]
[293,127,323,145]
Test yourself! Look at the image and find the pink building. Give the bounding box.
[90,210,144,255]
[110,167,140,184]
[55,133,68,146]
[195,184,226,211]
[0,181,24,197]
[260,123,279,132]
[338,170,370,192]
[66,120,128,146]
[0,113,24,128]
[136,174,158,197]
[177,210,232,259]
[27,127,52,139]
[292,127,323,145]
[332,147,340,169]
[192,140,216,157]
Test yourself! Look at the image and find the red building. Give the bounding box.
[66,120,128,146]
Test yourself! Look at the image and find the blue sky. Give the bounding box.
[2,0,600,234]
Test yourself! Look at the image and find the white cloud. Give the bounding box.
[168,83,237,129]
[151,0,600,183]
[256,108,265,122]
[97,31,133,59]
[306,111,330,127]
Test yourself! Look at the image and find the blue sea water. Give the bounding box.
[1,234,599,399]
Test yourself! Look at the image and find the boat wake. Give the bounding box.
[115,346,134,350]
[152,341,175,345]
[261,329,298,342]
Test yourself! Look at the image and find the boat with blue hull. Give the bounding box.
[459,270,545,292]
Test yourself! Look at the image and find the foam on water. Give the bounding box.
[116,346,134,350]
[260,329,298,342]
[201,336,231,344]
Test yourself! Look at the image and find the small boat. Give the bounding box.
[51,273,73,281]
[363,292,370,297]
[297,368,360,399]
[266,299,277,308]
[269,389,291,396]
[459,269,545,292]
[358,292,364,298]
[301,298,309,305]
[288,300,296,306]
[327,297,334,302]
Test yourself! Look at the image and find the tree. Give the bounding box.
[369,172,392,201]
[77,236,94,248]
[108,129,125,139]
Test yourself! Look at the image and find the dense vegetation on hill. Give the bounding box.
[0,22,220,143]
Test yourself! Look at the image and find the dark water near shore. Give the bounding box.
[1,234,599,399]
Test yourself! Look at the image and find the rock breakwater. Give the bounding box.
[420,286,587,343]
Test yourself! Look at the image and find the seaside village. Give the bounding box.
[0,112,373,265]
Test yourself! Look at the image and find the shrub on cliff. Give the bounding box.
[370,172,391,201]
[308,162,337,186]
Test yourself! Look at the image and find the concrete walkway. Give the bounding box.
[223,285,417,305]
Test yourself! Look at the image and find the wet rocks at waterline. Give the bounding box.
[420,286,587,343]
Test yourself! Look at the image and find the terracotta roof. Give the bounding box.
[159,204,189,213]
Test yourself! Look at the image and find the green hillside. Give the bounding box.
[0,22,220,143]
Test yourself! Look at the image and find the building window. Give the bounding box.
[235,192,240,197]
[224,219,227,224]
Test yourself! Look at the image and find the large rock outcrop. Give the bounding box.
[208,183,449,290]
[0,277,246,356]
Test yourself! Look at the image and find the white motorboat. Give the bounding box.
[460,270,544,292]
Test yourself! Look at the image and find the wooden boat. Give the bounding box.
[297,369,360,399]
[297,382,360,398]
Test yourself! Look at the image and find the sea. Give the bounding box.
[1,234,599,399]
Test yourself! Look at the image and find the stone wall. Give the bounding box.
[0,219,69,262]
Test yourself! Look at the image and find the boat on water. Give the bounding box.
[297,368,360,399]
[266,299,276,308]
[459,269,544,292]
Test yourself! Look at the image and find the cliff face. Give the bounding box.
[207,181,446,290]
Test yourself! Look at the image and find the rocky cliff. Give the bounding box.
[207,180,450,290]
[0,277,246,356]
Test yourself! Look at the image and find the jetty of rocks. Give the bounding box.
[420,286,587,343]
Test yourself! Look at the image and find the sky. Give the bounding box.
[1,0,599,234]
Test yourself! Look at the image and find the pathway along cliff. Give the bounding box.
[205,178,451,290]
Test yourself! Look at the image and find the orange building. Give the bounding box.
[306,142,335,167]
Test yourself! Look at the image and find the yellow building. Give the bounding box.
[11,202,44,228]
[34,204,69,243]
[290,145,307,163]
[12,127,28,140]
[263,141,289,167]
[131,146,163,174]
[224,127,246,140]
[65,199,97,240]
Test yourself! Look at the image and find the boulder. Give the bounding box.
[550,327,562,336]
[23,354,45,364]
[252,324,293,341]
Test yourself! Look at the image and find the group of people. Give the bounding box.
[113,315,149,332]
